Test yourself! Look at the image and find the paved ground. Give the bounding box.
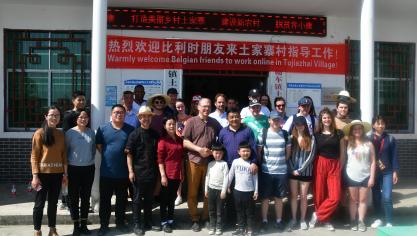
[0,223,380,236]
[1,178,417,235]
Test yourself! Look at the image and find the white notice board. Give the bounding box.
[123,79,163,100]
[286,83,322,114]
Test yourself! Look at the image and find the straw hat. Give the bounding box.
[137,106,154,116]
[332,90,357,103]
[343,120,372,136]
[147,94,171,107]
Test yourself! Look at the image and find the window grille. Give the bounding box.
[4,30,91,131]
[346,40,415,133]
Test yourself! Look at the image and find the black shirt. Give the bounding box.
[125,127,160,182]
[315,130,344,159]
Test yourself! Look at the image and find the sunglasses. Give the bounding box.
[275,104,285,108]
[154,100,165,105]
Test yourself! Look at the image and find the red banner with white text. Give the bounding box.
[106,35,346,74]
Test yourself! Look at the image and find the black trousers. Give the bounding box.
[99,177,128,227]
[33,173,63,230]
[233,190,255,231]
[132,180,155,226]
[208,188,225,229]
[225,179,236,227]
[160,179,181,224]
[68,165,95,221]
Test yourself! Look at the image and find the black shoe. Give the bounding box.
[80,220,91,235]
[162,224,173,233]
[274,222,285,231]
[143,221,161,231]
[260,222,268,233]
[143,223,151,231]
[232,228,244,235]
[79,225,91,235]
[72,226,80,236]
[97,226,109,236]
[191,221,201,232]
[152,226,162,231]
[116,223,129,233]
[133,224,144,236]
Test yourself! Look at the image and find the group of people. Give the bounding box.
[30,87,399,236]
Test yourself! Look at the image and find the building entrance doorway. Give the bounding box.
[183,70,268,111]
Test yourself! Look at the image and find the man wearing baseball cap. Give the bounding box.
[283,97,317,135]
[258,111,290,232]
[240,89,271,119]
[242,99,270,141]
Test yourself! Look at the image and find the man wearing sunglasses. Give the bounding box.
[147,94,174,136]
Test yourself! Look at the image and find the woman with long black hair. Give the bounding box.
[31,106,67,236]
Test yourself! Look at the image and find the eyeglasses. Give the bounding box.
[47,114,60,118]
[154,100,165,105]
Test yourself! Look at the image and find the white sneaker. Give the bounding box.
[371,219,383,228]
[309,212,318,228]
[59,201,67,210]
[325,222,335,231]
[300,221,308,230]
[175,196,183,206]
[208,229,215,235]
[386,223,393,227]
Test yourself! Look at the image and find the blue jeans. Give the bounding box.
[371,171,393,224]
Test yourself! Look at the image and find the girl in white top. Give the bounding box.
[343,120,376,232]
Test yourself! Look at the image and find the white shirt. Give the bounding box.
[209,110,229,128]
[240,105,270,119]
[228,158,258,193]
[205,160,229,194]
[133,100,147,111]
[346,142,372,182]
[282,114,316,135]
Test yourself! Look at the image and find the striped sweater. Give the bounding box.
[287,136,316,177]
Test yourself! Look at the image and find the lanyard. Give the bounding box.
[373,134,385,156]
